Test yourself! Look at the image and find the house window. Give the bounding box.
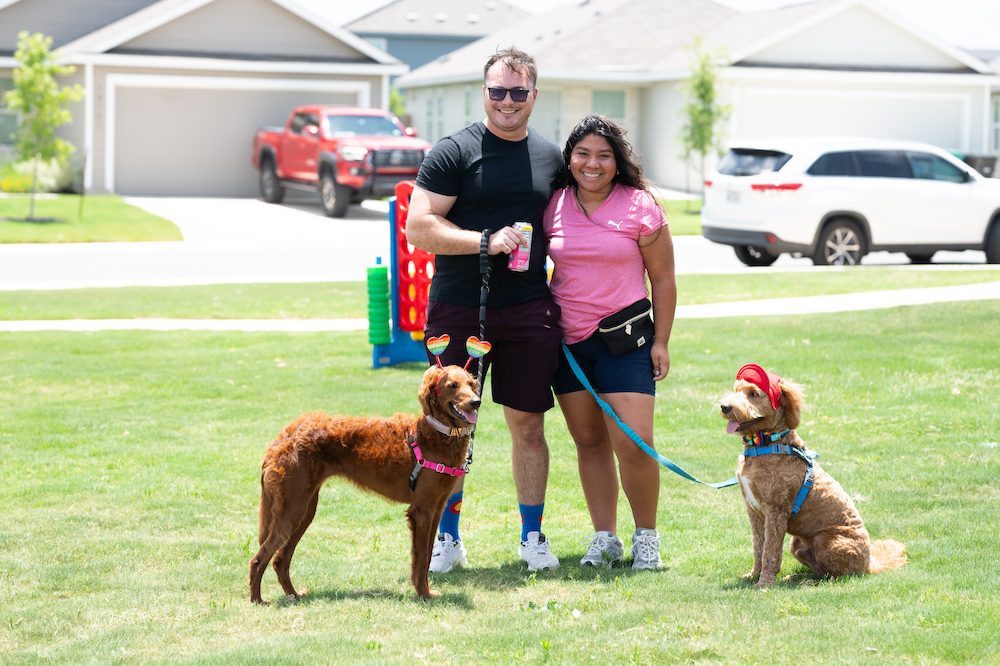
[362,36,388,52]
[0,78,17,146]
[592,90,625,123]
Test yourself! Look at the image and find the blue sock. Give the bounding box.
[519,503,544,541]
[438,492,463,541]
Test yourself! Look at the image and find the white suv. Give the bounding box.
[701,137,1000,266]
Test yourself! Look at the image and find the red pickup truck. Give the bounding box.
[252,106,431,217]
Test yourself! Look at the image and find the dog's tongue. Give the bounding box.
[457,408,478,424]
[726,420,740,435]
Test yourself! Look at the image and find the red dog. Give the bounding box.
[250,364,480,603]
[720,364,906,587]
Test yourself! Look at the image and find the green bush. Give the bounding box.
[0,156,78,192]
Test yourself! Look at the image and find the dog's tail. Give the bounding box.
[867,539,907,573]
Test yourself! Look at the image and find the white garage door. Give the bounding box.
[110,78,366,196]
[734,87,967,152]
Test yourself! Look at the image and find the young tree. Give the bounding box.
[2,31,84,220]
[678,35,731,209]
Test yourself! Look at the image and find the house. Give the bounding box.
[395,0,1000,192]
[0,0,407,196]
[345,0,530,83]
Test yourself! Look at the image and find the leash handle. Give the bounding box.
[561,342,738,489]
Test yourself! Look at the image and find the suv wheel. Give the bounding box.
[320,170,350,218]
[259,158,284,204]
[813,219,865,266]
[734,244,778,267]
[986,223,1000,265]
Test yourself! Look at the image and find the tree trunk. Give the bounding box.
[28,155,39,221]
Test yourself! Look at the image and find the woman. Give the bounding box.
[542,115,677,569]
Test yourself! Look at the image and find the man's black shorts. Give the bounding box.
[424,297,562,413]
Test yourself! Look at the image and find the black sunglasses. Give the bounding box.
[487,87,532,103]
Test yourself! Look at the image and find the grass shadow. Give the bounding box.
[720,568,824,591]
[273,586,474,608]
[1,216,65,223]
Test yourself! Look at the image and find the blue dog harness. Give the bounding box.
[742,430,819,515]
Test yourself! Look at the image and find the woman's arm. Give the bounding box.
[639,226,677,381]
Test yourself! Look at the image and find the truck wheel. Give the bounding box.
[259,158,284,204]
[320,171,350,218]
[733,244,778,267]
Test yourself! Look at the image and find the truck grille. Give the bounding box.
[371,149,424,169]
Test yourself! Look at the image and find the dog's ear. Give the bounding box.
[418,366,443,415]
[779,378,805,430]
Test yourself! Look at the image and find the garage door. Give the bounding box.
[111,78,365,196]
[734,87,966,151]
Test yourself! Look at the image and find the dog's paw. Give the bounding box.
[755,576,777,588]
[742,570,760,580]
[418,589,442,600]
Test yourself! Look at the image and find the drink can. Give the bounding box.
[507,221,532,272]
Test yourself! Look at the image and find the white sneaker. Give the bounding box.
[518,531,560,571]
[631,528,662,570]
[580,531,624,568]
[429,533,467,574]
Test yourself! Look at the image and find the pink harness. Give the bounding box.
[407,423,468,492]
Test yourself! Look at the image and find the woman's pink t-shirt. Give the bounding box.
[543,183,666,344]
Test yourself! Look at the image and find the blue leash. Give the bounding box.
[561,342,738,489]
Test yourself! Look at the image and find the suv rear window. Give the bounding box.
[716,149,792,176]
[855,150,913,178]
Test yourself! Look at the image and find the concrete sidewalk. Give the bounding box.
[4,281,997,331]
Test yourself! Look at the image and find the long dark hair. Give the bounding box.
[558,115,649,192]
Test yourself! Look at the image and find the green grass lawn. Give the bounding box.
[664,199,702,236]
[2,269,998,320]
[0,194,182,243]
[1,296,998,664]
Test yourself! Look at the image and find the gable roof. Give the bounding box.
[346,0,531,38]
[0,0,159,55]
[54,0,400,65]
[395,0,994,88]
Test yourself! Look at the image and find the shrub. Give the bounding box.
[0,157,78,193]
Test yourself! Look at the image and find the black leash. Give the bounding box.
[464,228,492,470]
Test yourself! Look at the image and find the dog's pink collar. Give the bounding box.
[426,415,472,437]
[408,429,467,492]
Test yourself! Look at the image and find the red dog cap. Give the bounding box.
[736,363,782,410]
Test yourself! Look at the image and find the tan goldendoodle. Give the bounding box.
[720,364,906,587]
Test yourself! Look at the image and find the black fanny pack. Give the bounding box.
[598,298,655,356]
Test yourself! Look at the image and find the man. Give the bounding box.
[406,47,564,572]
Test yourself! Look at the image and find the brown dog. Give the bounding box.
[249,364,480,603]
[719,364,906,587]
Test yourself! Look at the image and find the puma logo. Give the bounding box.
[608,220,624,230]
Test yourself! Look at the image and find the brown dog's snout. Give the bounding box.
[470,398,482,410]
[720,403,733,415]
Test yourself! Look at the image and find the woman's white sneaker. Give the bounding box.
[580,531,624,568]
[631,528,662,570]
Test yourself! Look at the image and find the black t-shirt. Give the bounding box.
[415,122,563,307]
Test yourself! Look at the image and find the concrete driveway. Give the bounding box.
[0,194,990,290]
